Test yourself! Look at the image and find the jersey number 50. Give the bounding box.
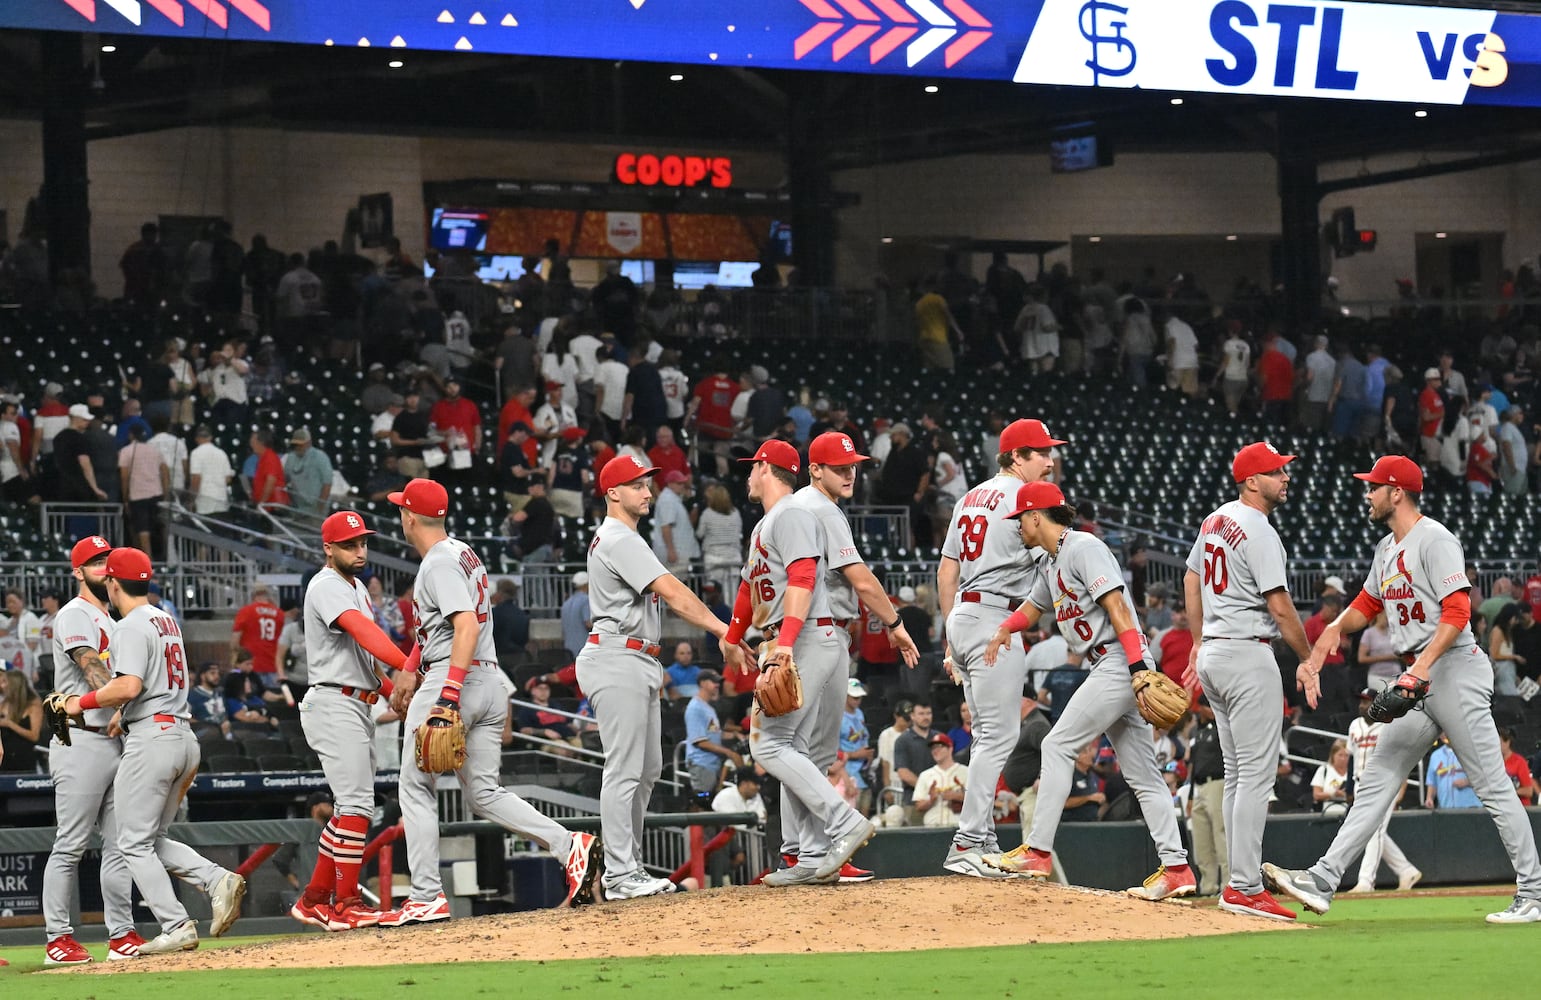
[956,515,988,561]
[1203,544,1230,595]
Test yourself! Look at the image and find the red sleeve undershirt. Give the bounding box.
[724,581,753,646]
[1349,591,1384,620]
[336,610,408,671]
[1439,590,1471,630]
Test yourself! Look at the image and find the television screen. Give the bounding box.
[1049,135,1109,173]
[429,208,490,251]
[673,260,757,290]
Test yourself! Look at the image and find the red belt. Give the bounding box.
[1202,636,1273,645]
[1400,652,1419,666]
[960,591,1016,609]
[763,617,836,640]
[72,722,107,734]
[588,633,662,658]
[321,684,381,706]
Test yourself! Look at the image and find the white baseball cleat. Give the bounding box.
[813,820,875,881]
[377,893,451,927]
[139,920,199,955]
[942,844,1022,879]
[1261,863,1333,915]
[761,865,837,887]
[1398,868,1422,892]
[603,871,677,899]
[209,871,247,937]
[1487,896,1541,924]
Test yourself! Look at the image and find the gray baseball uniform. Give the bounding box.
[744,500,866,873]
[576,516,670,887]
[941,474,1034,852]
[1188,499,1290,895]
[43,596,134,941]
[1305,518,1541,896]
[1023,532,1186,866]
[780,485,865,859]
[400,536,575,905]
[300,568,380,818]
[111,605,231,933]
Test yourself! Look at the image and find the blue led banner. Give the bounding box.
[5,0,1541,106]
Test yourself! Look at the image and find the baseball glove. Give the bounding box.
[1131,670,1189,730]
[1369,672,1429,723]
[42,692,73,747]
[754,660,804,717]
[413,702,467,773]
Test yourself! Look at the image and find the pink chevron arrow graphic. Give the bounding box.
[794,0,990,68]
[54,0,270,29]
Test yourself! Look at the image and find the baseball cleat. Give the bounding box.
[1398,868,1423,892]
[1127,864,1198,901]
[107,929,147,960]
[377,893,451,926]
[1346,883,1375,894]
[982,845,1053,879]
[1261,862,1333,914]
[813,820,875,881]
[1487,896,1541,924]
[564,832,603,907]
[327,898,384,932]
[1217,886,1297,921]
[209,871,247,937]
[761,865,838,887]
[603,871,678,899]
[943,844,1022,880]
[838,862,875,883]
[289,896,334,930]
[139,919,200,955]
[44,934,93,965]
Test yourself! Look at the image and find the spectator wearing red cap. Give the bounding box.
[650,469,699,574]
[912,733,967,828]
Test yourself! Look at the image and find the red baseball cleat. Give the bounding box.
[108,929,148,960]
[45,934,93,965]
[289,896,335,930]
[1218,886,1297,921]
[1127,864,1198,901]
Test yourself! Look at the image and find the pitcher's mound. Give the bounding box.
[76,877,1298,972]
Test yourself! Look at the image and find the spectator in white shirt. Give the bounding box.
[187,423,234,514]
[532,382,578,466]
[201,343,250,426]
[1217,324,1252,415]
[1163,312,1200,397]
[650,470,700,574]
[147,413,189,497]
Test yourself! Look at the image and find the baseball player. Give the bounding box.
[721,439,875,886]
[578,454,738,899]
[41,536,137,965]
[935,418,1059,877]
[383,479,600,924]
[777,431,918,881]
[58,547,246,955]
[1345,688,1421,893]
[289,510,411,932]
[1264,456,1541,924]
[978,481,1194,901]
[1183,442,1312,921]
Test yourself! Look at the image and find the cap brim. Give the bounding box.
[1351,471,1380,484]
[327,528,377,543]
[812,452,871,464]
[1004,505,1032,520]
[387,491,409,506]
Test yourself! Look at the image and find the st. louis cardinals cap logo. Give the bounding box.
[347,514,361,528]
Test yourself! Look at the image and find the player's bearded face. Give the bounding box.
[79,560,110,603]
[328,539,368,576]
[1366,484,1393,522]
[1018,449,1054,481]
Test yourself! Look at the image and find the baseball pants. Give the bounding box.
[43,732,134,940]
[576,645,665,885]
[400,663,574,903]
[115,722,229,933]
[947,603,1027,852]
[1028,657,1187,867]
[1189,778,1228,896]
[1356,799,1416,888]
[300,687,377,816]
[753,625,868,869]
[779,636,849,859]
[1309,645,1541,896]
[1196,639,1282,895]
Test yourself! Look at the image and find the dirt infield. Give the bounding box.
[67,877,1299,972]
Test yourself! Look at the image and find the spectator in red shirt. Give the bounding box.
[497,383,540,463]
[249,427,290,508]
[647,425,690,480]
[429,378,483,483]
[1158,602,1196,686]
[857,598,900,692]
[1501,728,1536,805]
[1418,368,1445,464]
[231,584,284,690]
[1256,334,1295,427]
[1467,429,1497,496]
[588,438,616,494]
[686,364,739,476]
[1525,573,1541,620]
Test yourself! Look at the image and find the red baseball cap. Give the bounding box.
[928,732,953,748]
[660,469,691,485]
[739,439,800,474]
[1004,480,1067,519]
[600,454,660,492]
[1354,455,1424,492]
[808,431,869,466]
[998,418,1066,454]
[71,535,112,569]
[1232,441,1295,482]
[388,478,449,517]
[322,510,376,544]
[105,547,153,581]
[559,426,587,442]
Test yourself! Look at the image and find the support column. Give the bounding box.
[786,78,835,287]
[40,31,91,282]
[1276,110,1321,333]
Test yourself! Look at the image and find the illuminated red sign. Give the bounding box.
[614,153,733,189]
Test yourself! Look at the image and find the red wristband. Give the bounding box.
[1004,610,1031,633]
[440,664,468,705]
[1118,628,1146,666]
[778,615,805,648]
[404,643,422,674]
[376,675,395,699]
[80,690,100,712]
[724,581,753,646]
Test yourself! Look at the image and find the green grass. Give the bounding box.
[1,895,1525,999]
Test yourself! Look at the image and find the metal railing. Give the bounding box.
[0,559,258,614]
[847,504,912,548]
[1284,722,1424,798]
[39,502,122,543]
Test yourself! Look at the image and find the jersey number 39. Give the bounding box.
[956,515,988,561]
